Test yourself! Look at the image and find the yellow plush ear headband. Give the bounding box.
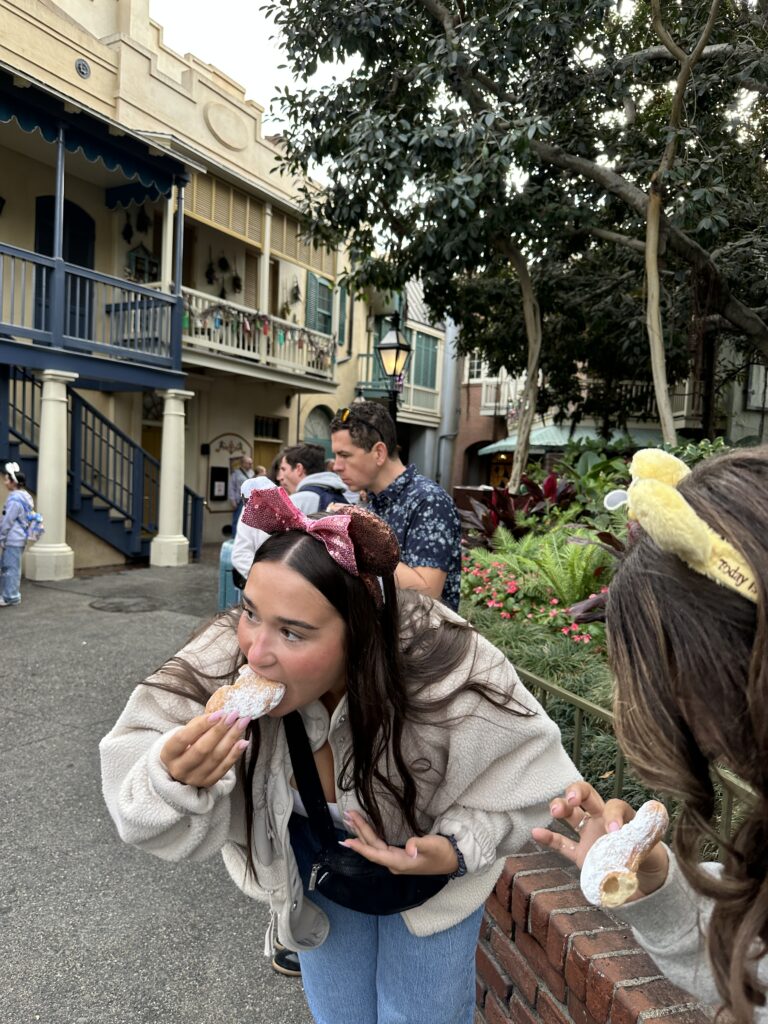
[605,449,758,603]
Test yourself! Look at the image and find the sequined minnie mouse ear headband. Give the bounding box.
[4,461,20,483]
[241,487,400,607]
[604,449,758,603]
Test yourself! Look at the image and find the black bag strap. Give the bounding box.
[283,711,339,847]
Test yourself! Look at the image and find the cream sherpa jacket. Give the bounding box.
[100,601,580,951]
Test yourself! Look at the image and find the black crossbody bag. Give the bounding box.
[283,711,449,916]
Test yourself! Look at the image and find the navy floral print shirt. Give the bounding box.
[368,463,462,610]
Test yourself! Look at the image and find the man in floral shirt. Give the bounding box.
[330,402,461,610]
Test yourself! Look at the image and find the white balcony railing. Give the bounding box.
[180,286,336,380]
[479,373,523,416]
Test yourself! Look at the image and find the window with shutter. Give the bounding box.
[306,272,333,334]
[337,285,348,346]
[411,332,438,389]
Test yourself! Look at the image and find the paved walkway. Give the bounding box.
[1,550,312,1024]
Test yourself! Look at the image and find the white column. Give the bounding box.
[259,202,272,312]
[150,388,195,567]
[159,188,175,291]
[24,370,79,581]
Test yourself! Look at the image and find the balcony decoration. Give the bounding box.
[217,253,231,273]
[122,212,134,244]
[135,204,151,234]
[232,264,242,293]
[125,243,159,283]
[205,248,216,285]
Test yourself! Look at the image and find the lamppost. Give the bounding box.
[376,311,412,424]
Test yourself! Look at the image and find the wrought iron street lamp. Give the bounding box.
[376,311,412,424]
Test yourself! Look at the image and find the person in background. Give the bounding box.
[533,447,768,1022]
[326,458,360,504]
[100,490,580,1024]
[268,448,286,485]
[278,443,350,514]
[231,476,277,589]
[254,464,267,477]
[0,461,34,608]
[330,403,461,610]
[228,455,254,536]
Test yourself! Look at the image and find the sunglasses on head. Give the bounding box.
[335,408,386,443]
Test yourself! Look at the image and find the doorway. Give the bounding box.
[34,196,95,337]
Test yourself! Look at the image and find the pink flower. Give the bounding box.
[561,626,570,635]
[527,613,534,619]
[500,611,511,620]
[550,598,559,605]
[549,610,558,617]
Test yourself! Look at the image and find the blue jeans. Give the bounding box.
[288,814,483,1024]
[0,544,23,604]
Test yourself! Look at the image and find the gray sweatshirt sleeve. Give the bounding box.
[99,620,243,863]
[610,851,767,1013]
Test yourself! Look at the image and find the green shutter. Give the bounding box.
[306,271,319,330]
[337,285,348,346]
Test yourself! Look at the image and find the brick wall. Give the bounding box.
[475,845,711,1024]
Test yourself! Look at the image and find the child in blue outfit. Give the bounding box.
[0,461,33,607]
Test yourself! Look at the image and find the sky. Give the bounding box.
[148,0,297,124]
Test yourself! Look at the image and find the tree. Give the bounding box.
[266,0,768,469]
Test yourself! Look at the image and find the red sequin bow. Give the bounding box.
[240,486,359,576]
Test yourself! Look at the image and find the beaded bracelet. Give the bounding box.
[440,833,467,878]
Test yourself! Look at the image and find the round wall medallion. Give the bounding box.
[75,58,91,79]
[203,102,249,152]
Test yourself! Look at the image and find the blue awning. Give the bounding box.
[0,69,186,205]
[478,424,664,456]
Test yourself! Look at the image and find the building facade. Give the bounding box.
[1,0,446,574]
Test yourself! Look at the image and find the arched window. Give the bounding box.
[303,406,334,458]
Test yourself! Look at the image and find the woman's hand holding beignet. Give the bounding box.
[531,781,669,900]
[160,710,251,788]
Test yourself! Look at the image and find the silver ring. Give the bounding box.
[575,812,591,833]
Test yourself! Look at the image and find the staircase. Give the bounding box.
[4,368,203,560]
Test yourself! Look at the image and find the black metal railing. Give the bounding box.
[5,367,202,558]
[518,666,756,856]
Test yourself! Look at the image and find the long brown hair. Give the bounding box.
[606,446,768,1021]
[146,528,530,860]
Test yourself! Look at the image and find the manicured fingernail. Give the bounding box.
[225,710,239,726]
[550,803,559,816]
[409,848,418,859]
[338,840,351,847]
[235,716,251,731]
[566,791,578,804]
[607,821,621,832]
[208,711,224,723]
[343,810,354,821]
[235,739,250,751]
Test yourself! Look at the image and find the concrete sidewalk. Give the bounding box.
[1,552,312,1024]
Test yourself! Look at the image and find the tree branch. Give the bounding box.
[412,3,768,356]
[587,227,647,253]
